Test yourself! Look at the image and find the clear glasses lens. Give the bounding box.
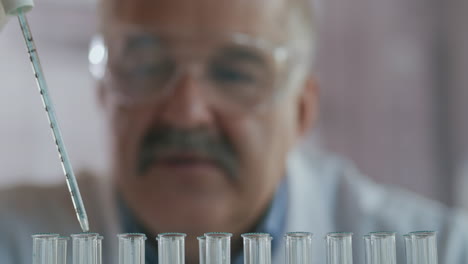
[94,28,291,113]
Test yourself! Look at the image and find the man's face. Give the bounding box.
[101,0,316,238]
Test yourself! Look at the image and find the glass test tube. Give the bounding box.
[403,235,413,264]
[205,232,232,264]
[71,233,99,264]
[198,236,206,264]
[96,236,103,264]
[406,231,438,264]
[242,233,272,264]
[285,232,313,264]
[364,236,371,264]
[367,232,396,264]
[118,233,146,264]
[32,233,59,264]
[157,233,186,264]
[58,237,69,264]
[326,232,353,264]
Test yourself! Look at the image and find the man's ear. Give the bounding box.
[296,75,319,138]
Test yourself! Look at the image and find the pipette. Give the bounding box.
[1,0,90,232]
[17,10,90,232]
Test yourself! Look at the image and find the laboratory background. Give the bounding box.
[0,0,467,209]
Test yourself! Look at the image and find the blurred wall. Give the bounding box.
[316,0,439,201]
[315,0,468,206]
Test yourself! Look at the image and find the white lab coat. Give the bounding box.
[1,149,468,264]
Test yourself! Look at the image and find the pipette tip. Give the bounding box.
[80,217,90,232]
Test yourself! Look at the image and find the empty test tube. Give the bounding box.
[242,233,272,264]
[157,233,186,264]
[118,233,146,264]
[403,235,413,264]
[71,233,99,264]
[326,232,353,264]
[96,236,103,264]
[58,237,69,264]
[364,235,372,264]
[285,232,313,264]
[32,233,59,264]
[198,236,206,264]
[205,232,233,264]
[366,232,396,264]
[405,231,438,264]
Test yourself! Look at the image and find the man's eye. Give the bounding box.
[126,61,174,79]
[211,65,256,84]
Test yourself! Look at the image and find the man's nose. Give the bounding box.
[157,70,215,129]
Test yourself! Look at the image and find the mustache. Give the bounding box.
[137,127,239,179]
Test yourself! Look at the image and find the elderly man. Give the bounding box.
[1,0,468,263]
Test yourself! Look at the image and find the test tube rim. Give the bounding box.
[157,232,187,242]
[32,233,60,239]
[157,232,187,238]
[58,236,70,241]
[369,231,396,238]
[284,231,313,239]
[408,231,436,238]
[204,232,233,238]
[117,233,147,240]
[197,236,206,241]
[326,231,353,239]
[71,233,99,239]
[241,232,273,240]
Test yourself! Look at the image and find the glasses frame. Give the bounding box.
[89,23,308,114]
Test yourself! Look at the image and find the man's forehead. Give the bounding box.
[105,0,291,41]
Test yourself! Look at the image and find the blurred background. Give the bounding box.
[0,0,467,208]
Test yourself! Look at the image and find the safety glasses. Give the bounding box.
[89,24,301,114]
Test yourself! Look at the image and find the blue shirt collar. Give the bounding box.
[118,177,288,264]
